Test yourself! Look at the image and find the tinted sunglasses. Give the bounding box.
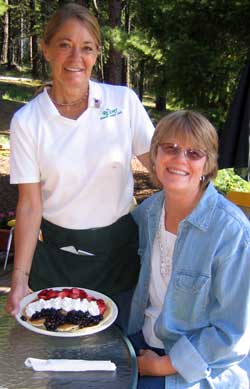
[159,143,207,161]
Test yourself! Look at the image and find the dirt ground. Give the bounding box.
[0,100,157,214]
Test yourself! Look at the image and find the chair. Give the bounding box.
[226,191,250,218]
[3,219,15,271]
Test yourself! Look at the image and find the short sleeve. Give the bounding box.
[128,89,155,157]
[10,113,40,184]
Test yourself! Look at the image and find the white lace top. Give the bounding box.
[142,204,177,348]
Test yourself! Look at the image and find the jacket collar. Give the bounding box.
[145,183,218,236]
[184,183,218,231]
[145,191,164,248]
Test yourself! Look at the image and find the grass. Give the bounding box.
[0,63,33,78]
[0,135,10,156]
[0,63,42,102]
[0,80,41,103]
[0,135,9,145]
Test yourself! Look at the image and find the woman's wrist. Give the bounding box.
[157,355,176,376]
[13,267,30,278]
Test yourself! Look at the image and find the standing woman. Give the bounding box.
[128,111,250,388]
[6,3,154,316]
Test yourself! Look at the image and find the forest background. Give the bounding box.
[0,0,250,199]
[1,0,250,126]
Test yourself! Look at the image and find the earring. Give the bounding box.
[200,175,205,182]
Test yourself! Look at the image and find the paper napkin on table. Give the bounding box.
[25,358,116,372]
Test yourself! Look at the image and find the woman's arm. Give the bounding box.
[167,242,250,383]
[5,183,42,316]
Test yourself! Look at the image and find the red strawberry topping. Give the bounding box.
[37,287,104,310]
[96,299,106,315]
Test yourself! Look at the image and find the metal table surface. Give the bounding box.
[0,295,137,389]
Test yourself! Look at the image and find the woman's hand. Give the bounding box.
[137,349,176,376]
[5,270,32,316]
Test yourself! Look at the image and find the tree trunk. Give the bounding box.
[155,95,167,111]
[40,0,48,80]
[19,12,24,64]
[122,0,131,86]
[30,0,39,78]
[7,1,13,68]
[138,60,145,101]
[106,0,123,85]
[0,0,9,63]
[155,70,167,111]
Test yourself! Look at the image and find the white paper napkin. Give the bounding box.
[60,246,94,256]
[25,358,116,372]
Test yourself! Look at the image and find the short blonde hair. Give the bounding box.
[150,110,218,189]
[43,3,101,49]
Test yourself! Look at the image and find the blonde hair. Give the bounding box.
[43,3,101,49]
[150,110,218,189]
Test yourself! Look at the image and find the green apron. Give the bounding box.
[29,214,140,297]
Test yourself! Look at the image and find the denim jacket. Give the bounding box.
[129,183,250,388]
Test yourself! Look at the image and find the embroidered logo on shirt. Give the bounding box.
[100,108,122,120]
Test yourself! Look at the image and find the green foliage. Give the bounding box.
[0,0,8,16]
[131,0,250,128]
[102,26,162,62]
[214,169,250,194]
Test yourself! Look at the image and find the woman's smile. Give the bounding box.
[64,67,84,72]
[166,167,188,176]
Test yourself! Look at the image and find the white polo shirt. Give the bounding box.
[10,80,154,229]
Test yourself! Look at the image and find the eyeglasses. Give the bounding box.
[158,143,207,161]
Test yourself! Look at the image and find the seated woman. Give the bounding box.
[128,110,250,388]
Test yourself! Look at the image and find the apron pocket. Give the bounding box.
[29,240,112,295]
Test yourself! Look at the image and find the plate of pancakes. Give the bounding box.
[16,287,118,337]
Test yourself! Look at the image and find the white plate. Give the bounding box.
[16,287,118,337]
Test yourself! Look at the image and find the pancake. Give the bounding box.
[21,288,111,333]
[56,303,111,333]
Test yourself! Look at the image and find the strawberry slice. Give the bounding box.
[38,289,51,300]
[57,290,69,298]
[69,287,81,299]
[96,299,106,315]
[47,290,59,299]
[62,288,71,297]
[78,290,87,299]
[38,289,59,300]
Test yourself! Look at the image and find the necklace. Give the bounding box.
[49,88,89,107]
[157,206,175,278]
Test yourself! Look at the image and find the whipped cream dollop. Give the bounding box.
[26,297,100,318]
